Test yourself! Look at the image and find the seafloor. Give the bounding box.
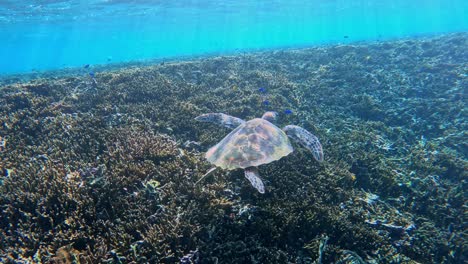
[0,33,466,263]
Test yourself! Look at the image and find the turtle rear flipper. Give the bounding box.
[195,113,245,129]
[244,167,265,193]
[195,167,218,185]
[283,125,324,162]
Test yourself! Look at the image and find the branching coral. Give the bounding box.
[0,33,466,263]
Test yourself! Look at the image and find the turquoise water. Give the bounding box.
[1,0,467,75]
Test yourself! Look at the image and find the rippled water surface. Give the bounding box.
[0,0,467,75]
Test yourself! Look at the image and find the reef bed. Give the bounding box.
[0,33,466,263]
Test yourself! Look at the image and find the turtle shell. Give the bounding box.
[206,118,293,170]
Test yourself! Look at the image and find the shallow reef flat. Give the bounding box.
[0,33,466,263]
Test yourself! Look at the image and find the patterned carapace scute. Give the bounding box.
[283,125,324,162]
[206,118,293,170]
[195,113,245,129]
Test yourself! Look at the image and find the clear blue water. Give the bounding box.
[1,0,467,76]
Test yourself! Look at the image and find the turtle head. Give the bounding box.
[261,111,278,123]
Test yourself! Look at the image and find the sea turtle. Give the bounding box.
[195,111,324,193]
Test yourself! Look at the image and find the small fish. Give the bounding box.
[84,64,90,69]
[284,109,293,115]
[107,56,112,62]
[343,35,349,39]
[262,100,269,105]
[258,87,266,93]
[89,71,98,85]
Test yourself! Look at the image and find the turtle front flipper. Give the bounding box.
[283,125,324,162]
[195,113,245,129]
[244,167,265,193]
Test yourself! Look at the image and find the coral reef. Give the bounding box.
[0,33,466,263]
